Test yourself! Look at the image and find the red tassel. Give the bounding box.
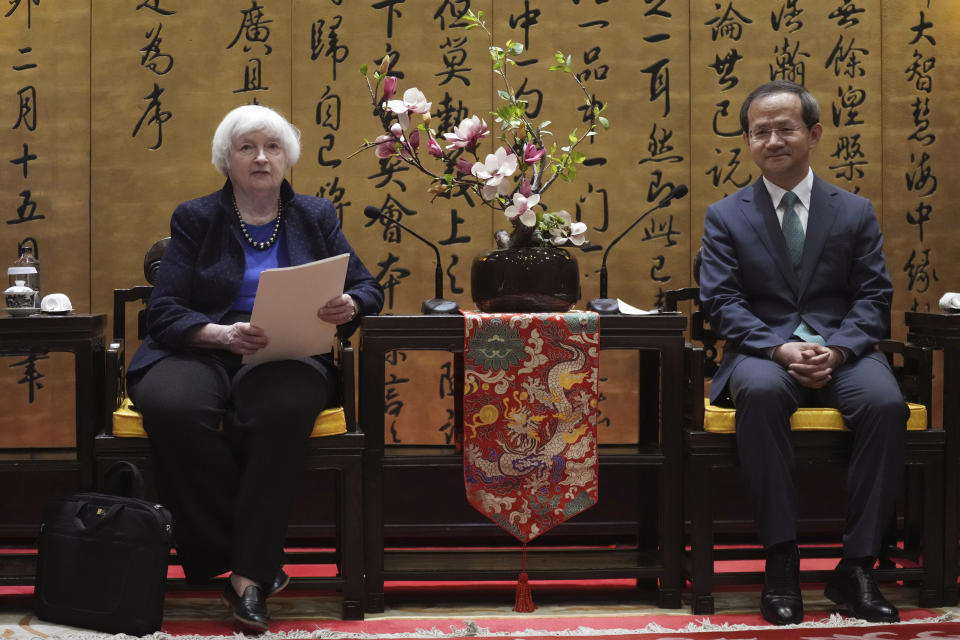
[513,571,536,612]
[513,544,536,612]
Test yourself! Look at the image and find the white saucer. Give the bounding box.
[3,307,40,317]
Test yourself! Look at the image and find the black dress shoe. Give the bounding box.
[267,568,290,597]
[222,583,270,632]
[825,560,899,623]
[761,543,803,625]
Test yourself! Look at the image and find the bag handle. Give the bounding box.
[102,460,145,499]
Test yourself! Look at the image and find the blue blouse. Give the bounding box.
[232,221,289,312]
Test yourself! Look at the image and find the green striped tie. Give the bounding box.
[781,191,803,274]
[780,192,825,345]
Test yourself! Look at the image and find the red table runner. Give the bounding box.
[462,311,600,543]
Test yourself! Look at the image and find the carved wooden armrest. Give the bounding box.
[878,339,933,424]
[104,338,126,436]
[663,286,700,313]
[335,337,357,433]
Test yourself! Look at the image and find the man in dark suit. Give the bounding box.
[699,80,906,625]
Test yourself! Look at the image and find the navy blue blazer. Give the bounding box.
[699,175,893,403]
[128,179,384,378]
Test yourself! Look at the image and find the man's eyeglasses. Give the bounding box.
[747,125,806,142]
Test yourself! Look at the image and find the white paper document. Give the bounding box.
[243,253,350,365]
[616,298,656,315]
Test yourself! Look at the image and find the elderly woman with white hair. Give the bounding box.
[126,105,383,631]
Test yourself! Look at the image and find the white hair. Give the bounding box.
[211,104,301,176]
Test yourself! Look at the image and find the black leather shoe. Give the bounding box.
[761,543,803,625]
[266,568,290,597]
[825,560,899,623]
[222,583,270,632]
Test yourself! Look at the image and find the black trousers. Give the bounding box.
[727,350,907,559]
[129,352,333,585]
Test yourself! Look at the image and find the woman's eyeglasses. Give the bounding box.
[234,142,284,157]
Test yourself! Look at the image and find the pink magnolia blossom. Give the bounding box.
[471,147,518,201]
[504,192,540,228]
[443,115,489,150]
[386,87,432,130]
[427,136,443,158]
[408,129,421,151]
[374,134,397,159]
[455,157,474,174]
[522,142,545,164]
[518,178,533,197]
[382,124,412,160]
[382,76,398,101]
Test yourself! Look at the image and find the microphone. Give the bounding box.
[363,206,459,314]
[587,183,689,314]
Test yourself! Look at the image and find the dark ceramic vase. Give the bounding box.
[470,246,580,312]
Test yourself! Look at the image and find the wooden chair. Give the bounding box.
[663,268,947,614]
[96,238,365,619]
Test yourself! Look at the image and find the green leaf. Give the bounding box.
[497,90,511,101]
[360,63,368,75]
[570,151,586,164]
[568,131,578,144]
[510,42,524,55]
[494,105,515,122]
[566,166,577,180]
[598,116,610,129]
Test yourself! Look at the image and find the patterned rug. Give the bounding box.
[3,583,959,640]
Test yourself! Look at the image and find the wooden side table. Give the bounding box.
[905,310,960,605]
[358,313,686,612]
[0,313,107,491]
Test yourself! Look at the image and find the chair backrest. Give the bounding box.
[112,237,168,343]
[662,248,720,378]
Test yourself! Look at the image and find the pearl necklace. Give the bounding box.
[233,195,282,250]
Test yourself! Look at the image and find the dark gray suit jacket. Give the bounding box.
[699,175,893,403]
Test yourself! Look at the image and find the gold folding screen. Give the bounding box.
[1,1,957,448]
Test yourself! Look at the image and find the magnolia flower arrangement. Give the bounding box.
[354,10,609,250]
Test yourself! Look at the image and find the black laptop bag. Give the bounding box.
[34,461,173,636]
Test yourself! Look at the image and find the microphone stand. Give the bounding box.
[363,206,459,314]
[587,184,688,314]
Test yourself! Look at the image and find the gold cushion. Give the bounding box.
[112,396,347,438]
[702,398,927,434]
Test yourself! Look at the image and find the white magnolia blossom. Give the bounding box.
[471,147,518,201]
[504,193,540,228]
[386,87,432,130]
